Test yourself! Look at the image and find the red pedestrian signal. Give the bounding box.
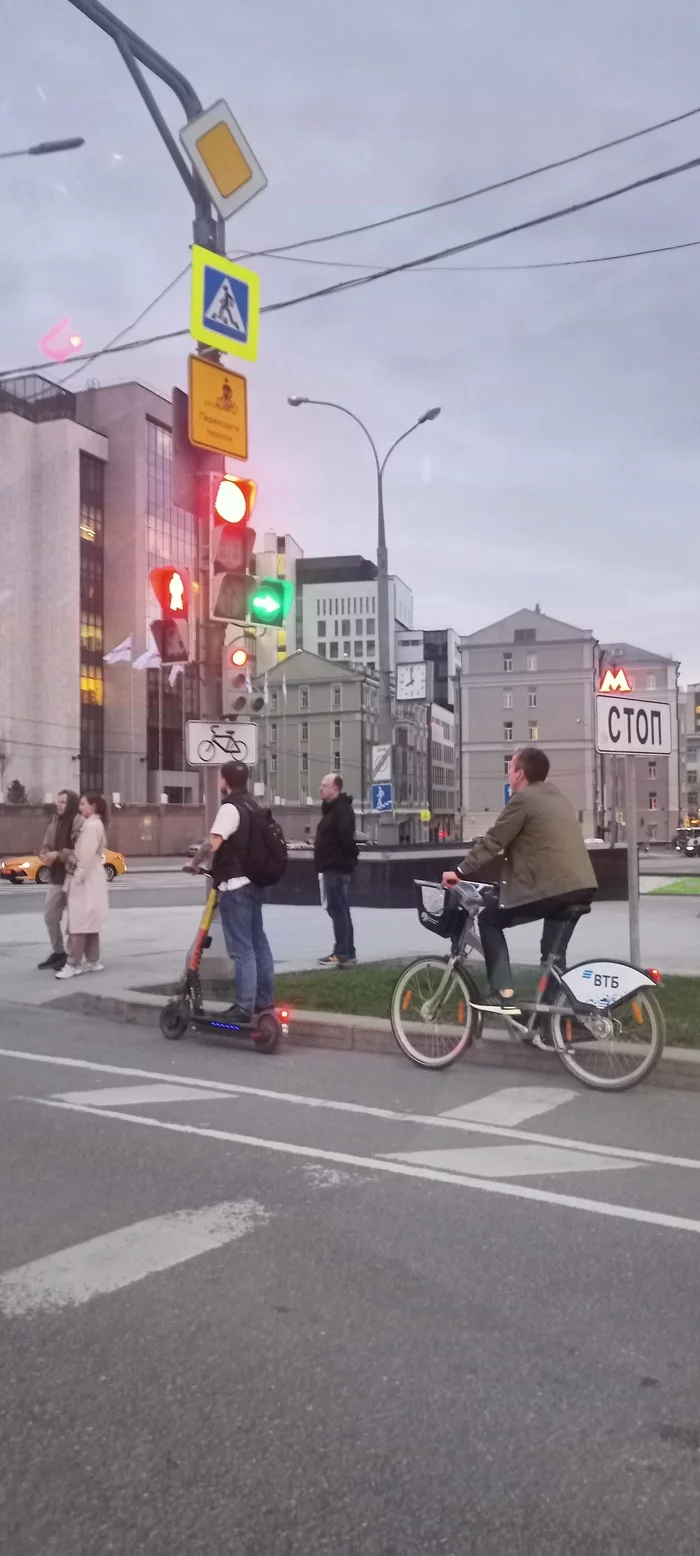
[149,566,190,663]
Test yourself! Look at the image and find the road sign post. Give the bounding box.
[595,692,672,964]
[625,754,640,965]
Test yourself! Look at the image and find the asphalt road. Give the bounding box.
[0,871,204,914]
[2,1001,700,1555]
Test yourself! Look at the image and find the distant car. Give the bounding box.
[0,850,127,884]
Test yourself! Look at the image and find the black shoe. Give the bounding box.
[482,992,522,1015]
[218,1004,254,1026]
[335,955,357,968]
[38,951,65,970]
[318,953,339,965]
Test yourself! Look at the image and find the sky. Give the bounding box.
[4,0,700,676]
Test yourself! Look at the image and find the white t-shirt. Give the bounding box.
[211,802,249,892]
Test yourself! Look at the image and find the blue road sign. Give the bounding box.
[190,246,260,362]
[371,782,393,813]
[504,782,512,805]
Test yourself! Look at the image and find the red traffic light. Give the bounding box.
[149,566,188,617]
[214,476,257,526]
[230,647,248,668]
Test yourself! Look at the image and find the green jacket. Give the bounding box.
[458,781,597,909]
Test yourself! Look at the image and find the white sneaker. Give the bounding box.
[85,962,104,973]
[55,964,83,980]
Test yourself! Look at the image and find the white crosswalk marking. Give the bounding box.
[441,1086,578,1127]
[0,1201,268,1318]
[384,1145,638,1178]
[56,1084,227,1108]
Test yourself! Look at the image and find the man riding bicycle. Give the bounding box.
[443,745,596,1014]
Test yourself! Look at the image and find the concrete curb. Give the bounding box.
[48,988,700,1091]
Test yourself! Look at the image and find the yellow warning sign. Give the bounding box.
[188,355,248,460]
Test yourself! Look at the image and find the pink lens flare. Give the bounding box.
[39,317,83,363]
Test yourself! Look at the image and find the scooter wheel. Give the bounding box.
[254,1013,281,1054]
[160,1000,189,1040]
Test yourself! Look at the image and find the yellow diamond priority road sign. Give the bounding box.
[179,100,267,221]
[188,356,248,460]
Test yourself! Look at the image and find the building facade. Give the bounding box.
[395,626,461,836]
[679,683,700,821]
[294,554,413,672]
[460,607,598,834]
[598,643,680,843]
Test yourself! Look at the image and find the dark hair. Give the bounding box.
[83,792,109,824]
[55,789,79,852]
[220,760,249,795]
[513,746,550,784]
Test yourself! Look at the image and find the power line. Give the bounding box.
[57,99,700,385]
[5,145,700,382]
[241,234,700,275]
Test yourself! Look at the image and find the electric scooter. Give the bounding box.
[159,877,288,1053]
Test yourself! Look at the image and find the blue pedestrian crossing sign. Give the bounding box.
[371,782,393,813]
[504,782,513,805]
[190,245,260,362]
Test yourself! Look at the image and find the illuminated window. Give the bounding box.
[529,723,539,741]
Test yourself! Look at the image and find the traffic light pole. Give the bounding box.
[67,0,225,824]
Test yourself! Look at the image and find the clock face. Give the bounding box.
[397,662,426,700]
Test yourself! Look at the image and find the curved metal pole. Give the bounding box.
[298,399,381,477]
[379,419,424,479]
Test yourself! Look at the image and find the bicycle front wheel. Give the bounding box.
[550,987,665,1091]
[391,957,478,1070]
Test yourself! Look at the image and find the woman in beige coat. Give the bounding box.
[56,794,109,979]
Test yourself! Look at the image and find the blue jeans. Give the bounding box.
[323,871,355,961]
[218,885,275,1014]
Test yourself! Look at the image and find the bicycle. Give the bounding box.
[390,880,665,1092]
[197,728,247,762]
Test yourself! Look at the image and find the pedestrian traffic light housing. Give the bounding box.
[149,567,190,663]
[222,637,266,717]
[248,578,295,627]
[207,474,257,622]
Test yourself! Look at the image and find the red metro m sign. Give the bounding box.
[599,667,631,695]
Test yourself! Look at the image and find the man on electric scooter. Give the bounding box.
[189,759,277,1025]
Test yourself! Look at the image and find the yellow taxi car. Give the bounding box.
[0,850,127,884]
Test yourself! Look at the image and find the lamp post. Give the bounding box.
[287,397,440,763]
[0,138,85,160]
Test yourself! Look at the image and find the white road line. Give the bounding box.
[3,1047,700,1173]
[384,1144,638,1178]
[0,1200,267,1319]
[441,1086,578,1127]
[57,1084,226,1108]
[24,1098,700,1238]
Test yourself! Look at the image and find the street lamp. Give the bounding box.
[287,394,441,769]
[0,137,85,161]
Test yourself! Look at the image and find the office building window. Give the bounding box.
[514,628,536,643]
[270,723,277,744]
[318,643,327,658]
[332,685,342,710]
[317,621,326,638]
[333,750,341,773]
[503,722,513,742]
[646,674,657,690]
[529,723,539,741]
[649,792,657,811]
[301,721,309,743]
[366,639,376,656]
[366,617,376,635]
[334,620,339,636]
[333,720,341,740]
[648,761,656,780]
[79,453,105,792]
[354,641,363,657]
[329,642,338,659]
[317,599,320,615]
[503,654,512,673]
[528,689,537,708]
[341,618,350,636]
[342,641,351,658]
[526,653,538,672]
[269,754,277,775]
[503,755,511,774]
[355,619,363,635]
[503,690,513,709]
[300,686,309,710]
[270,689,279,712]
[301,752,309,773]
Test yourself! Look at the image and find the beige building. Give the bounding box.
[460,607,598,835]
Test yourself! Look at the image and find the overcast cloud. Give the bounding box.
[4,0,700,674]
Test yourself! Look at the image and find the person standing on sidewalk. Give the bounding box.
[55,794,109,979]
[209,760,278,1024]
[37,789,82,971]
[314,774,359,966]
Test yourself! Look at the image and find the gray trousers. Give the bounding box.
[44,884,66,954]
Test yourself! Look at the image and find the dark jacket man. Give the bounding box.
[314,774,358,965]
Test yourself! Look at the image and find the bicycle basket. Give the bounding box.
[414,880,466,939]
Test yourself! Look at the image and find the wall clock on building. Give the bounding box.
[396,662,427,700]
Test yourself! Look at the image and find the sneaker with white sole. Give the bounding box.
[85,962,105,973]
[55,964,83,980]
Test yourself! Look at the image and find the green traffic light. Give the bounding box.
[248,577,294,626]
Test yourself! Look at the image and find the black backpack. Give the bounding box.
[237,798,288,888]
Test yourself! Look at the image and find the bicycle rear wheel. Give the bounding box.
[391,957,479,1069]
[550,988,665,1091]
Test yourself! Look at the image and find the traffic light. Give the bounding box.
[222,640,266,717]
[208,474,257,622]
[248,577,294,627]
[149,567,190,663]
